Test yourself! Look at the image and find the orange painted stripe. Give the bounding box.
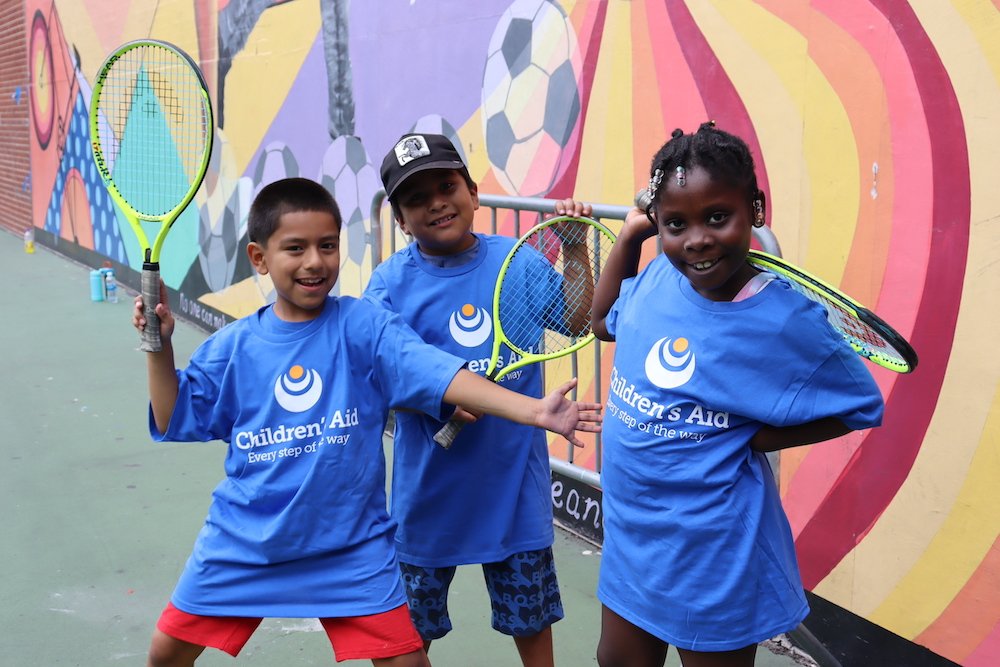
[781,432,864,534]
[914,536,1000,664]
[629,0,663,188]
[549,0,609,200]
[965,620,1000,667]
[639,0,707,172]
[757,0,893,308]
[754,0,894,531]
[783,0,935,544]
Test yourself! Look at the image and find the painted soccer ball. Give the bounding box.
[252,140,299,196]
[198,130,252,292]
[250,141,299,303]
[409,113,468,164]
[481,0,582,196]
[318,136,379,297]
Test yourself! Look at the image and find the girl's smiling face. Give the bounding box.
[653,165,759,302]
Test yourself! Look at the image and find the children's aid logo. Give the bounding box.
[449,303,492,347]
[273,364,323,412]
[645,337,696,389]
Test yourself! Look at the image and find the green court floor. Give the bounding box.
[0,230,810,666]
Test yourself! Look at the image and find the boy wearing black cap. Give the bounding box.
[365,134,591,666]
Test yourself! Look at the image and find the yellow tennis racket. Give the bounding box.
[90,40,214,351]
[433,216,617,448]
[746,250,917,373]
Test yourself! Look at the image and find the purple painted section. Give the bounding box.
[349,0,512,161]
[247,1,512,181]
[247,36,332,180]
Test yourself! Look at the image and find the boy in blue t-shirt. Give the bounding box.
[132,177,601,667]
[364,134,593,666]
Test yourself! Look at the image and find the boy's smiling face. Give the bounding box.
[247,209,341,322]
[393,168,479,256]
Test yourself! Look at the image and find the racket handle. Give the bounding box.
[433,419,466,450]
[635,188,652,211]
[140,263,162,353]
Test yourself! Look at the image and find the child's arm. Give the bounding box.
[592,206,657,341]
[750,418,852,453]
[132,281,178,433]
[443,371,602,448]
[552,198,595,334]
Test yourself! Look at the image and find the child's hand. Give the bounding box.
[449,405,483,424]
[132,280,175,343]
[537,378,603,448]
[552,198,593,219]
[620,206,658,245]
[549,198,594,246]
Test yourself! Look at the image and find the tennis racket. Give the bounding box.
[90,40,214,351]
[433,216,617,449]
[634,189,918,374]
[746,250,918,373]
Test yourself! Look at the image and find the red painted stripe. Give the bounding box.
[916,536,1000,664]
[795,0,967,589]
[548,0,610,200]
[662,0,771,225]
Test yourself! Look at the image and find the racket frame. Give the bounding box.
[485,215,616,382]
[433,215,616,448]
[747,249,918,373]
[89,39,214,352]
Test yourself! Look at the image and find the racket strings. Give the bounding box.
[783,279,907,367]
[497,221,613,356]
[94,45,210,217]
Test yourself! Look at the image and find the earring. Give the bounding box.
[753,199,765,227]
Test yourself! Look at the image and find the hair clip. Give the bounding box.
[675,165,686,187]
[648,168,664,201]
[753,198,765,227]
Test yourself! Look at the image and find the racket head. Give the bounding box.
[490,215,617,381]
[89,39,214,262]
[747,250,918,373]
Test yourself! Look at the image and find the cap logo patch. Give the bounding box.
[394,135,430,166]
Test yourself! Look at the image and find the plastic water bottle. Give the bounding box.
[23,228,35,254]
[104,269,118,303]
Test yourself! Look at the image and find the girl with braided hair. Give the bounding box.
[590,123,884,666]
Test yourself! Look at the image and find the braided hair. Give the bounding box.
[648,122,761,209]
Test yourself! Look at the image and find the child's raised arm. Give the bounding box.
[133,281,179,433]
[443,371,602,448]
[592,206,658,341]
[551,198,596,335]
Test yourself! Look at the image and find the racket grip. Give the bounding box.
[140,263,162,353]
[635,189,652,210]
[433,419,466,450]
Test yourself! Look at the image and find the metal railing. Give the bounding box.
[369,189,782,490]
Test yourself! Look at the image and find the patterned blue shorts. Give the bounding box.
[400,547,564,640]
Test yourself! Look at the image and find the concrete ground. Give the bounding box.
[0,229,809,666]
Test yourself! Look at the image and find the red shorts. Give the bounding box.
[156,601,423,661]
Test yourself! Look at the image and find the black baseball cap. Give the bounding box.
[380,133,467,199]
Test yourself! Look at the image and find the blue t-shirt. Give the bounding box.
[364,234,562,566]
[152,296,465,617]
[597,255,884,651]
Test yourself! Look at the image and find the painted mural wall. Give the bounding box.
[19,0,1000,664]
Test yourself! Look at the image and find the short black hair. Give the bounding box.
[248,177,342,245]
[649,122,761,207]
[388,166,476,222]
